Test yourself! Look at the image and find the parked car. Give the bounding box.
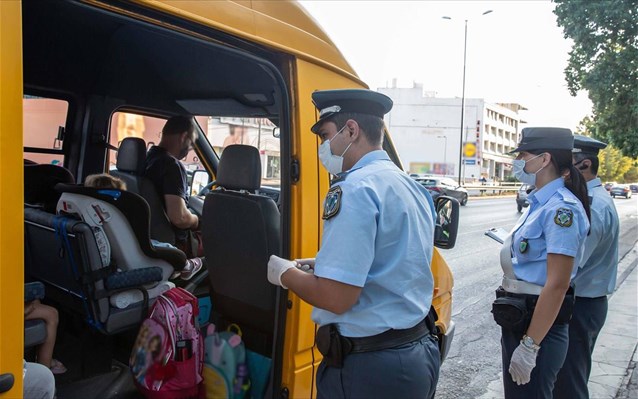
[629,184,638,194]
[610,184,633,199]
[516,184,535,213]
[604,182,616,191]
[417,177,468,206]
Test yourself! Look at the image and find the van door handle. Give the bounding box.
[0,373,15,393]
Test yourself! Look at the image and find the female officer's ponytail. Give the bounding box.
[548,149,591,224]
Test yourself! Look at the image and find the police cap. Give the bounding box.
[509,127,573,154]
[311,89,393,133]
[572,134,607,155]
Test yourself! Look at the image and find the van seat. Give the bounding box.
[24,163,74,213]
[111,137,176,245]
[201,145,281,354]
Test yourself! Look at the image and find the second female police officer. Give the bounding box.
[493,127,590,398]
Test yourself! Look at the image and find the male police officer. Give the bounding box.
[267,89,440,398]
[553,135,620,399]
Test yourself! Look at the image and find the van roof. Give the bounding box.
[144,1,362,83]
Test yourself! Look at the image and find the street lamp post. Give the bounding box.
[437,135,448,175]
[443,10,493,185]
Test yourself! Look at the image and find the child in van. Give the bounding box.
[24,300,67,374]
[84,173,203,280]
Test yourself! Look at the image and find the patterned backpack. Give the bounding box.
[130,287,204,398]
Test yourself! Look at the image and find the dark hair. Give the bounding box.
[162,115,195,137]
[530,149,591,223]
[573,152,600,175]
[331,112,384,146]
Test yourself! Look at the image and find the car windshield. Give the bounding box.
[419,179,438,186]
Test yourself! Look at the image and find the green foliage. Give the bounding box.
[554,0,638,158]
[576,116,638,182]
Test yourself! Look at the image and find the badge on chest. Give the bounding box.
[323,185,342,220]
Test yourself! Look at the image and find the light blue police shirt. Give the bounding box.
[572,178,619,297]
[312,150,436,337]
[511,177,589,286]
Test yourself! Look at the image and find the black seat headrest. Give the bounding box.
[24,164,75,213]
[117,137,146,174]
[216,145,262,191]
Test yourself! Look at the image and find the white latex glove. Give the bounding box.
[508,342,538,385]
[267,255,296,289]
[294,258,315,274]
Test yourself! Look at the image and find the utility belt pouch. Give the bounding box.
[316,324,351,369]
[492,287,529,331]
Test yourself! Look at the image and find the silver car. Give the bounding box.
[516,184,534,213]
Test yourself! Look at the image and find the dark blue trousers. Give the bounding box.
[553,296,608,399]
[501,324,568,399]
[316,334,440,399]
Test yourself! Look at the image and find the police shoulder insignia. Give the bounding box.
[554,208,574,227]
[323,185,342,220]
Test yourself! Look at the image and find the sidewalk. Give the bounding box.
[479,242,638,399]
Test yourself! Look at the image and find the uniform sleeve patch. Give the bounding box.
[322,185,342,220]
[554,208,573,227]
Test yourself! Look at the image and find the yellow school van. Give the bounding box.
[0,1,455,397]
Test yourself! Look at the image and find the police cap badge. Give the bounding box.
[311,89,393,134]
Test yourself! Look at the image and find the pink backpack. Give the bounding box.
[130,287,204,398]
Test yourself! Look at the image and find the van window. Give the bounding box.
[108,114,280,188]
[108,112,167,170]
[23,96,68,165]
[201,116,281,188]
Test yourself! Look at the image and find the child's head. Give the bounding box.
[85,173,127,190]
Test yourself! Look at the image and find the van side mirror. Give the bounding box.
[434,196,459,249]
[273,127,280,139]
[190,169,211,196]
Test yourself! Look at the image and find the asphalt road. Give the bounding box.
[435,194,638,398]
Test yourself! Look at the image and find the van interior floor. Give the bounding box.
[55,360,140,399]
[43,308,142,398]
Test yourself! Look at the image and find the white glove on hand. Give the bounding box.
[508,342,538,385]
[267,255,296,289]
[294,258,315,274]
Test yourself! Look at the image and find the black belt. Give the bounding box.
[344,318,434,353]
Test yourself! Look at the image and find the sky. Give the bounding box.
[300,0,593,130]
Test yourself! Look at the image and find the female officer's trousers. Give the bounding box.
[501,324,568,399]
[317,334,440,399]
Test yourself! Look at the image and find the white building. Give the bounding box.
[379,83,527,182]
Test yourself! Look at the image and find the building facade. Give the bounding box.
[379,83,526,182]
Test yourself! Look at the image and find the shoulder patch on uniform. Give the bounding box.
[323,185,342,220]
[554,208,573,227]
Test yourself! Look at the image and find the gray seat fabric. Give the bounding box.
[24,319,47,348]
[111,137,176,245]
[201,145,281,354]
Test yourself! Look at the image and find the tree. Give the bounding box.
[554,0,638,158]
[576,116,637,182]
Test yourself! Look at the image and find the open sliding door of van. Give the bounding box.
[0,1,25,397]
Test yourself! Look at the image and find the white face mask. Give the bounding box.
[512,153,546,185]
[318,124,353,175]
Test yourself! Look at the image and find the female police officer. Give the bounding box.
[495,127,590,398]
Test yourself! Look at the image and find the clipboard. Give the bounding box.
[484,227,509,244]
